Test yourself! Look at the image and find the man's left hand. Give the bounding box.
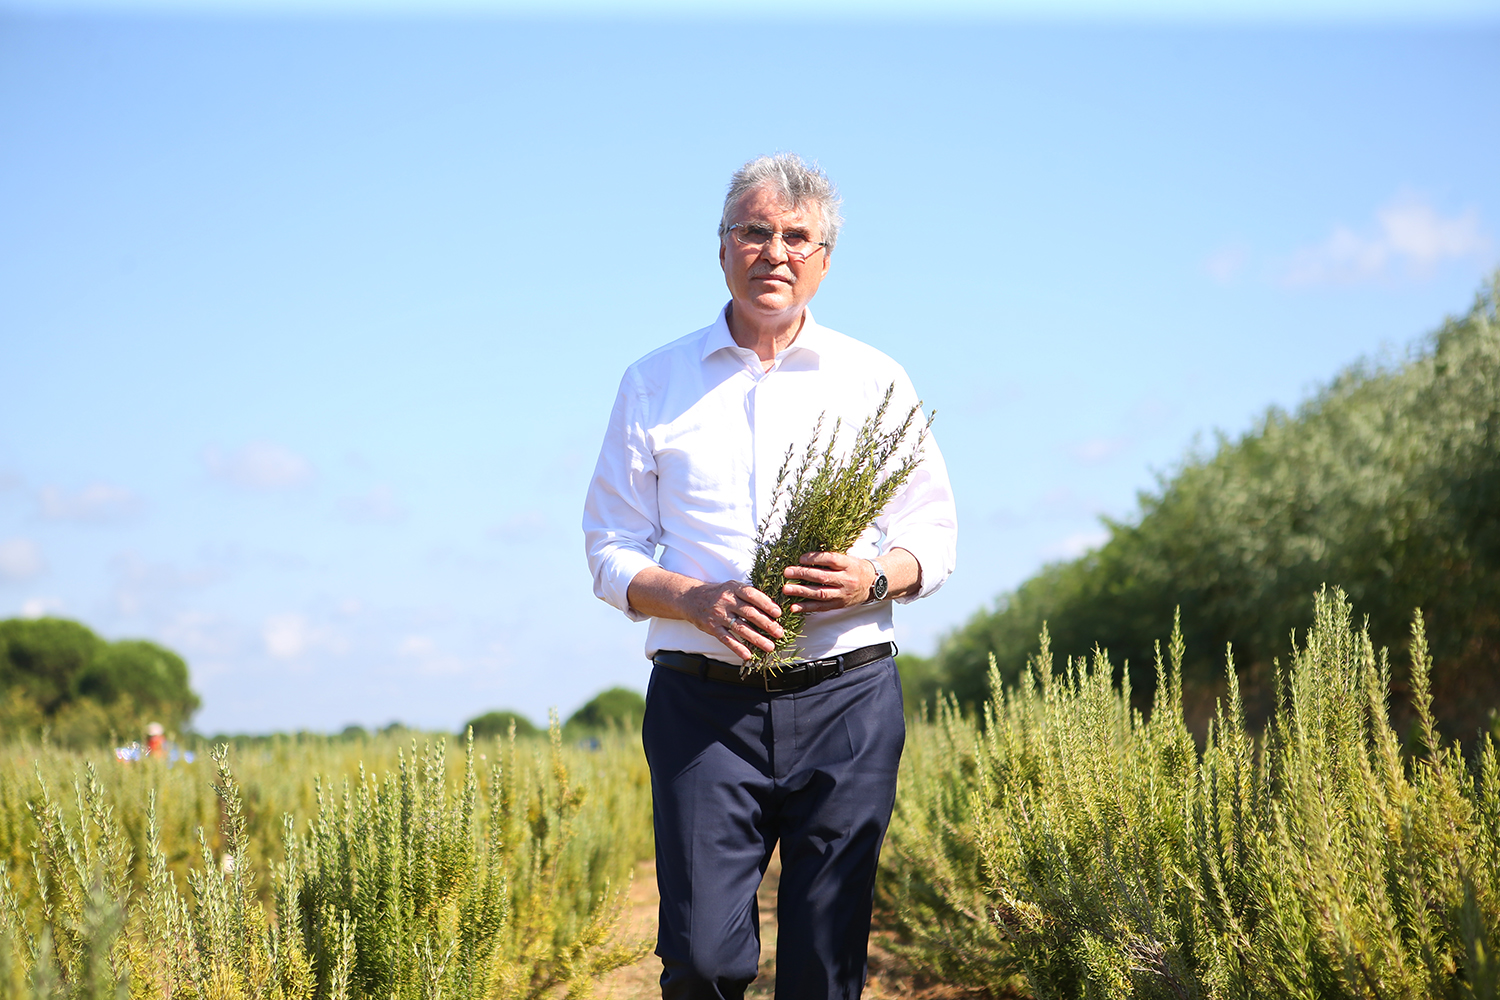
[782,548,922,612]
[781,552,877,613]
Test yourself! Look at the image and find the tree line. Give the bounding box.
[903,275,1500,740]
[0,617,200,744]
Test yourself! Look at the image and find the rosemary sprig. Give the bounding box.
[745,383,934,675]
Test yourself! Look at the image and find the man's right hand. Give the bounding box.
[626,567,785,662]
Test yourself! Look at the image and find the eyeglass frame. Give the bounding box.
[723,222,830,261]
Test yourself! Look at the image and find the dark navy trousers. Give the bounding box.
[641,655,906,1000]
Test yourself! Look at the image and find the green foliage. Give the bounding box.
[894,653,948,717]
[464,710,540,740]
[563,689,645,736]
[748,383,932,673]
[929,276,1500,736]
[80,641,200,731]
[0,724,654,999]
[0,619,105,716]
[882,590,1500,998]
[879,692,1022,995]
[0,618,201,743]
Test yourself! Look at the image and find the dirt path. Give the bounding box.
[596,850,974,1000]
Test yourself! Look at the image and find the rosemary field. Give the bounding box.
[0,725,653,1000]
[5,592,1500,998]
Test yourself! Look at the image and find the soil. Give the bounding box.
[596,849,985,1000]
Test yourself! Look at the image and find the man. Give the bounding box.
[583,154,957,999]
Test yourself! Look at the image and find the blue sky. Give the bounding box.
[1,2,1497,734]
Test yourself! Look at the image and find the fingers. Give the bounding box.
[798,551,854,570]
[690,582,784,659]
[731,607,783,646]
[737,585,784,619]
[713,607,780,660]
[716,624,759,662]
[718,614,774,659]
[781,552,871,613]
[785,597,846,615]
[783,551,856,585]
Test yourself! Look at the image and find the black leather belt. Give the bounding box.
[652,642,895,693]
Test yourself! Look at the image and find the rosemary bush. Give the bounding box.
[0,724,652,999]
[881,588,1500,999]
[747,384,932,673]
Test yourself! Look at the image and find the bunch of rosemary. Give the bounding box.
[746,384,933,674]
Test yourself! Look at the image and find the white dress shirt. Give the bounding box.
[583,305,958,663]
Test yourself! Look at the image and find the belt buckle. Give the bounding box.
[762,656,839,693]
[763,662,810,693]
[762,668,795,693]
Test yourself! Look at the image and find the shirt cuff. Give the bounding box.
[886,528,955,603]
[597,547,660,623]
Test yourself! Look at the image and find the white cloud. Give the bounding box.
[490,511,552,541]
[398,634,466,675]
[205,441,315,490]
[110,552,227,615]
[21,596,65,618]
[1071,436,1131,465]
[38,482,142,522]
[263,612,348,660]
[338,485,408,523]
[1045,529,1110,560]
[0,538,44,581]
[988,487,1108,530]
[957,381,1025,417]
[1282,196,1492,286]
[1204,243,1249,284]
[399,634,436,656]
[264,614,310,658]
[160,610,244,660]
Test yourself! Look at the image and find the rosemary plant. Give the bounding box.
[746,384,933,674]
[882,589,1500,999]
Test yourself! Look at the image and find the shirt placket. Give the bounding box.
[746,353,787,544]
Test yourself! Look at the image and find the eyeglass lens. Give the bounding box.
[734,225,817,254]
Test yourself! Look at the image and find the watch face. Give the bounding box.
[871,575,889,601]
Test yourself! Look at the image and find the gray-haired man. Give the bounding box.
[584,153,957,999]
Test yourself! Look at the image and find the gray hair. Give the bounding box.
[717,153,844,252]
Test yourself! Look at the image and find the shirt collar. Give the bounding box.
[701,303,828,362]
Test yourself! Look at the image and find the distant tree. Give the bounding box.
[894,653,948,717]
[79,639,200,730]
[463,709,539,740]
[0,617,201,743]
[0,617,104,715]
[565,687,646,734]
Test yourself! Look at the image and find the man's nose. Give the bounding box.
[759,232,790,262]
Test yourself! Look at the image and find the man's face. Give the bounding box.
[719,185,831,325]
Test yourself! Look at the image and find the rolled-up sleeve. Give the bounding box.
[881,434,957,603]
[582,371,660,622]
[876,373,958,603]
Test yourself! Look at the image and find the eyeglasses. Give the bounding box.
[726,223,829,260]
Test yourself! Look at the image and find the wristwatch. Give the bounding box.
[866,558,889,603]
